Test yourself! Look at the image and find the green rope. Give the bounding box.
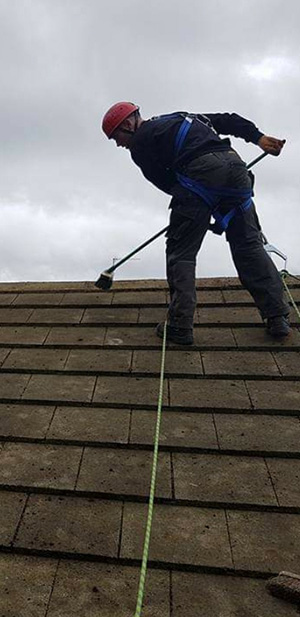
[133,321,167,617]
[281,270,300,322]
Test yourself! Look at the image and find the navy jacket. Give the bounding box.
[130,112,264,194]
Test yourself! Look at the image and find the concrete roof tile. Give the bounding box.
[130,409,218,449]
[0,442,82,489]
[0,554,57,617]
[172,571,297,617]
[14,495,122,557]
[227,510,300,573]
[0,276,299,614]
[76,448,172,498]
[46,560,169,617]
[48,406,130,443]
[120,503,232,567]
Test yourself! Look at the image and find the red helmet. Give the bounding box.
[102,102,139,138]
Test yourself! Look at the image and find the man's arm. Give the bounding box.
[204,112,286,155]
[204,112,264,144]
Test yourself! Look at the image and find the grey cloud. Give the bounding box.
[0,0,299,282]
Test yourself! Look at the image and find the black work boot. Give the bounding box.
[156,322,194,345]
[266,315,291,338]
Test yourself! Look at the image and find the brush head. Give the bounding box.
[95,271,114,290]
[266,571,300,605]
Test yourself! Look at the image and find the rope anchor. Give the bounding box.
[280,270,300,322]
[262,232,287,269]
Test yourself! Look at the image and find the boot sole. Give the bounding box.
[267,327,291,338]
[156,331,193,345]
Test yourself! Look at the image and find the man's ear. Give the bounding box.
[123,114,135,129]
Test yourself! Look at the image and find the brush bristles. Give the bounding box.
[266,572,300,605]
[94,271,113,290]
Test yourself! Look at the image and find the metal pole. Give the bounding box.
[246,151,268,170]
[105,151,268,275]
[95,151,269,288]
[105,225,169,275]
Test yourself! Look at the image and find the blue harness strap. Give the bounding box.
[174,117,253,234]
[175,116,193,155]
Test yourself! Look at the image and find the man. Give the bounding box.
[102,102,290,344]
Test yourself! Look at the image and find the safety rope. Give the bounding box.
[280,270,300,322]
[133,321,168,617]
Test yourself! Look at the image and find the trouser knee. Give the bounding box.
[167,260,196,329]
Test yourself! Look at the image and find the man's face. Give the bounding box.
[111,126,132,149]
[111,115,136,149]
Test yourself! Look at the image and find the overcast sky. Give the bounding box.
[1,0,299,283]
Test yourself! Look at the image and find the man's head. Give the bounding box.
[102,101,142,149]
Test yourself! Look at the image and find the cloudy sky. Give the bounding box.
[1,0,299,283]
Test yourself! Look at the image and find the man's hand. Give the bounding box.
[258,135,286,156]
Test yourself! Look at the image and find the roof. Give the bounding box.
[0,276,300,616]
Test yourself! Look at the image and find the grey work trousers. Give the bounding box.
[166,150,289,329]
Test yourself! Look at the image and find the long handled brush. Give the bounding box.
[266,571,300,605]
[95,152,268,290]
[95,226,168,289]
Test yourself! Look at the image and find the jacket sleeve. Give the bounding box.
[203,112,264,144]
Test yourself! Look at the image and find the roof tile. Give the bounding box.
[0,276,299,614]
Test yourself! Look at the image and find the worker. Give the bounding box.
[102,102,290,345]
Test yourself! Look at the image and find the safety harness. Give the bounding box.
[162,113,254,235]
